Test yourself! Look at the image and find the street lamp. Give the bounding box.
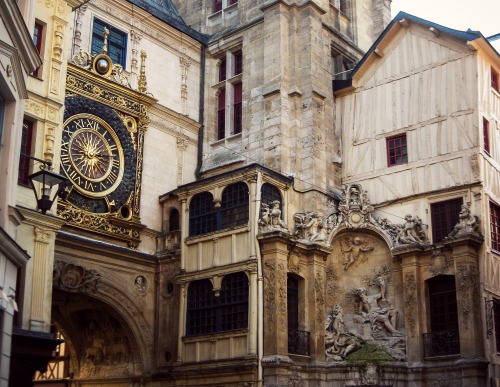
[26,157,67,214]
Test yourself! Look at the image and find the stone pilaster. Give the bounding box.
[259,232,290,356]
[306,248,328,361]
[16,207,66,332]
[397,249,424,362]
[445,236,484,357]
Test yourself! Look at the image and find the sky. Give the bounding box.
[391,0,499,38]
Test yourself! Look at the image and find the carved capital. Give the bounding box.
[34,227,50,244]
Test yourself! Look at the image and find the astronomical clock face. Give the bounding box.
[61,96,137,216]
[61,114,124,197]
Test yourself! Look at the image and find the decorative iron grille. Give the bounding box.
[423,330,460,358]
[288,329,310,356]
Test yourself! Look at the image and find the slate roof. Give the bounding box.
[127,0,209,44]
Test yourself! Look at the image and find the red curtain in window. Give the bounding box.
[492,68,499,92]
[217,90,226,140]
[234,51,243,75]
[214,0,223,12]
[233,82,242,135]
[18,120,33,186]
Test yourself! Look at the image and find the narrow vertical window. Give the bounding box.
[219,57,227,82]
[217,90,226,140]
[32,22,43,78]
[234,51,243,76]
[494,299,500,353]
[492,68,499,93]
[169,209,180,232]
[18,120,34,186]
[386,134,408,166]
[0,94,4,147]
[233,82,242,135]
[491,201,500,253]
[483,118,490,155]
[430,198,463,243]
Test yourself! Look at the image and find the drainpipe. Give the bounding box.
[195,44,206,180]
[254,171,264,386]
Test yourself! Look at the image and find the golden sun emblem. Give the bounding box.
[71,131,111,179]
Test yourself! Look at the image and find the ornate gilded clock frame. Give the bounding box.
[58,48,157,248]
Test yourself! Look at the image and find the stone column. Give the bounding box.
[259,233,290,356]
[446,236,483,357]
[177,281,186,362]
[16,208,66,332]
[248,266,258,355]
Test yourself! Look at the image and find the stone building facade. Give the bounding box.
[6,0,500,386]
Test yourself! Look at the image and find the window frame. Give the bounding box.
[220,182,249,229]
[490,201,500,254]
[186,272,249,336]
[189,192,218,237]
[18,119,34,186]
[483,117,491,155]
[91,18,127,68]
[430,198,463,243]
[492,67,499,93]
[386,133,408,167]
[32,21,44,78]
[168,208,180,232]
[427,275,459,333]
[214,50,243,140]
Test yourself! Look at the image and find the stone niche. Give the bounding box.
[324,231,406,362]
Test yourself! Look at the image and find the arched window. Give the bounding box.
[186,273,249,336]
[189,192,217,236]
[169,208,180,232]
[261,183,282,217]
[220,182,249,229]
[220,272,249,331]
[186,279,216,335]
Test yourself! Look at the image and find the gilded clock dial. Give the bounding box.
[61,114,124,198]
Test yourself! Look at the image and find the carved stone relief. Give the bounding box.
[53,261,101,293]
[277,262,287,332]
[258,200,288,233]
[428,249,450,277]
[75,310,133,378]
[315,272,325,327]
[376,214,428,247]
[134,275,147,293]
[325,259,406,362]
[339,236,374,271]
[287,248,301,274]
[403,273,417,338]
[456,264,479,329]
[263,261,276,326]
[444,204,482,241]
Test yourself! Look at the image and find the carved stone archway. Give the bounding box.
[51,261,154,381]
